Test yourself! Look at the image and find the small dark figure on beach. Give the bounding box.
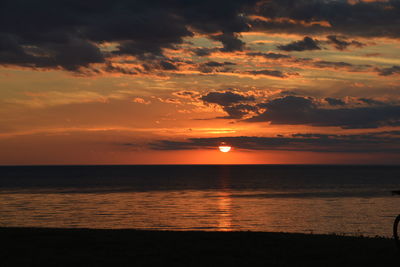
[392,190,400,248]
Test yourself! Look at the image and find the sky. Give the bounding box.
[1,0,400,165]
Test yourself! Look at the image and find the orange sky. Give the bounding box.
[1,0,400,164]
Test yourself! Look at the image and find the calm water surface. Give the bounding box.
[1,165,399,237]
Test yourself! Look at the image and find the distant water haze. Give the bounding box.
[0,165,399,237]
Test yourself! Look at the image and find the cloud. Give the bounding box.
[220,104,258,119]
[1,0,399,76]
[244,69,297,78]
[132,97,151,105]
[0,34,105,71]
[198,61,237,73]
[192,47,218,57]
[200,91,255,106]
[277,36,321,51]
[246,52,292,59]
[196,91,400,128]
[199,91,258,119]
[210,33,246,52]
[204,61,236,67]
[326,35,365,50]
[253,53,372,73]
[358,98,385,105]
[0,0,258,71]
[159,60,179,70]
[173,90,200,99]
[307,60,371,72]
[246,50,371,73]
[251,0,400,38]
[194,60,297,78]
[377,66,400,76]
[245,51,371,73]
[313,60,353,68]
[148,131,400,153]
[247,96,400,129]
[325,97,346,106]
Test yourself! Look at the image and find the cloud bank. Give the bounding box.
[2,0,400,73]
[149,131,400,153]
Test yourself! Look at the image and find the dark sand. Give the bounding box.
[1,227,398,266]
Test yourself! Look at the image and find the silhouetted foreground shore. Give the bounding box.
[1,227,398,266]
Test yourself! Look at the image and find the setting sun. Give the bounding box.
[219,145,232,153]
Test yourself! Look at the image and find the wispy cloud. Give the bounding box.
[149,131,400,153]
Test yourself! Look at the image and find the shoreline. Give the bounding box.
[1,227,398,266]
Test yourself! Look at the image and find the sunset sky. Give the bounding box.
[1,0,400,164]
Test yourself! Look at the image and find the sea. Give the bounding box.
[1,165,399,237]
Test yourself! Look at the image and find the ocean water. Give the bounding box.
[0,165,399,237]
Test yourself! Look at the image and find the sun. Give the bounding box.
[218,143,232,153]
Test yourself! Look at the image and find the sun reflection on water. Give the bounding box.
[217,191,232,231]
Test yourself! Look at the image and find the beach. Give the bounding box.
[1,227,398,266]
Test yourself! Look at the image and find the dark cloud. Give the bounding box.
[200,91,259,119]
[159,60,178,70]
[290,57,371,72]
[220,104,258,119]
[210,33,245,52]
[104,63,140,75]
[247,96,400,129]
[0,0,258,71]
[204,61,236,67]
[310,60,371,72]
[313,60,353,69]
[2,0,399,74]
[252,0,400,38]
[148,131,400,153]
[325,98,345,106]
[256,95,315,113]
[200,93,400,128]
[0,34,104,71]
[245,69,296,78]
[277,37,321,52]
[326,35,365,51]
[197,61,297,77]
[192,47,218,57]
[201,91,255,106]
[377,66,400,76]
[358,98,385,106]
[246,52,292,59]
[198,61,237,73]
[279,90,299,96]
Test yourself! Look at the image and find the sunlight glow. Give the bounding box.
[218,146,232,153]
